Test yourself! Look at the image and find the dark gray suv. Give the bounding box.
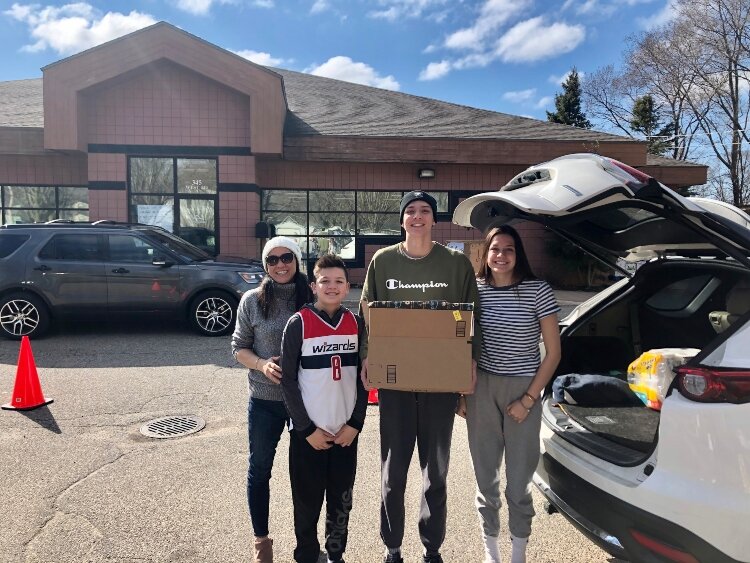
[0,221,265,339]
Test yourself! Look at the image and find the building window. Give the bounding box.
[0,185,89,225]
[261,189,449,261]
[129,157,218,255]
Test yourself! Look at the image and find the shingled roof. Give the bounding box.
[0,70,628,143]
[0,79,43,128]
[274,67,626,142]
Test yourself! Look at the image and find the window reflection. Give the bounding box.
[177,159,217,194]
[1,185,90,225]
[310,191,354,212]
[131,158,173,194]
[263,190,307,211]
[357,192,401,212]
[261,189,449,261]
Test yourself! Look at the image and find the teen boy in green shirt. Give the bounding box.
[360,191,481,563]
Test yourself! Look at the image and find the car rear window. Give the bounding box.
[646,274,714,311]
[0,233,29,258]
[39,234,101,261]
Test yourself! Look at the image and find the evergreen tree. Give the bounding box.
[630,95,674,156]
[547,68,592,129]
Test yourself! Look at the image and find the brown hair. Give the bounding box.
[476,225,536,286]
[313,254,349,282]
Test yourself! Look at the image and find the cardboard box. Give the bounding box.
[364,301,474,392]
[446,240,484,274]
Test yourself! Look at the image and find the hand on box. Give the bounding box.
[307,428,334,450]
[334,424,359,447]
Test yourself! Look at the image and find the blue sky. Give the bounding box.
[0,0,678,123]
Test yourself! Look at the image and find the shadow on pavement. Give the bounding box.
[15,404,62,434]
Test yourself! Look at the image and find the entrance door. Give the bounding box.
[129,157,218,255]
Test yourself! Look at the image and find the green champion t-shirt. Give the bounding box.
[360,242,482,359]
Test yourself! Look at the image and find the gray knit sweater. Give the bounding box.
[231,281,298,402]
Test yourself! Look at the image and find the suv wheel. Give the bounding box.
[0,293,51,340]
[189,290,237,337]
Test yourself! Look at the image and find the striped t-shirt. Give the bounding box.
[477,278,560,377]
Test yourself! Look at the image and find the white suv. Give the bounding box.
[453,154,750,563]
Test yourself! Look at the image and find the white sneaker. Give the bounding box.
[483,533,501,563]
[510,534,528,563]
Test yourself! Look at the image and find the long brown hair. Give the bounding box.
[257,256,313,319]
[476,225,536,286]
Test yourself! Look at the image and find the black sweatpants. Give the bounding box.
[379,389,459,553]
[289,430,358,563]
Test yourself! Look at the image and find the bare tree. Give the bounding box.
[671,0,750,206]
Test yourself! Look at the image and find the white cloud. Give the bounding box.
[444,0,531,51]
[175,0,239,16]
[368,0,450,22]
[5,2,156,55]
[495,17,586,63]
[561,0,616,16]
[252,0,274,7]
[419,60,451,81]
[548,69,585,86]
[310,0,331,14]
[536,95,553,108]
[502,88,537,103]
[233,49,286,66]
[638,0,679,29]
[307,56,400,90]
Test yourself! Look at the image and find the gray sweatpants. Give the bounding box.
[465,369,541,539]
[379,389,459,553]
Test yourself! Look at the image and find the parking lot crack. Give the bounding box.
[24,449,122,558]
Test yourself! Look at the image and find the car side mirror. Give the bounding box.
[152,258,175,267]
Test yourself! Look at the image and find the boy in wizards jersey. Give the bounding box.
[281,254,368,563]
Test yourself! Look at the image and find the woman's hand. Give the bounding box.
[506,399,531,424]
[307,428,334,450]
[259,355,282,384]
[455,395,467,418]
[333,425,359,447]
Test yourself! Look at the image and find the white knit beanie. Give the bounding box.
[261,236,303,272]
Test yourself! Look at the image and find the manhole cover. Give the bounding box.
[139,415,205,439]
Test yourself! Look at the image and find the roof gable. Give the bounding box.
[42,22,285,155]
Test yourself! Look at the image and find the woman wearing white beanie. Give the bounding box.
[231,236,312,563]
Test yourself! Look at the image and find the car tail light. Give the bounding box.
[675,366,750,403]
[629,529,698,563]
[604,158,652,188]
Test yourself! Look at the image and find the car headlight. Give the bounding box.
[238,271,265,284]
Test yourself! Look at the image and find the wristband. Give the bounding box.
[255,357,262,371]
[523,392,537,404]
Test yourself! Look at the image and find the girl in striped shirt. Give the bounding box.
[458,225,561,563]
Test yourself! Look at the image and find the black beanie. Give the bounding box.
[399,191,438,224]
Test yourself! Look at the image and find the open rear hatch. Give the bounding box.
[452,153,750,273]
[453,154,750,464]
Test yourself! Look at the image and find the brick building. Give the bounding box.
[0,22,706,283]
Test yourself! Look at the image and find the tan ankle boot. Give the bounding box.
[254,537,273,563]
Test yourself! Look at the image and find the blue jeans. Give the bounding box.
[247,397,288,537]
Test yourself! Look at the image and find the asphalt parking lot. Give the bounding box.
[0,296,620,563]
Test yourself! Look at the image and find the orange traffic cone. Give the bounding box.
[368,388,379,405]
[2,336,53,411]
